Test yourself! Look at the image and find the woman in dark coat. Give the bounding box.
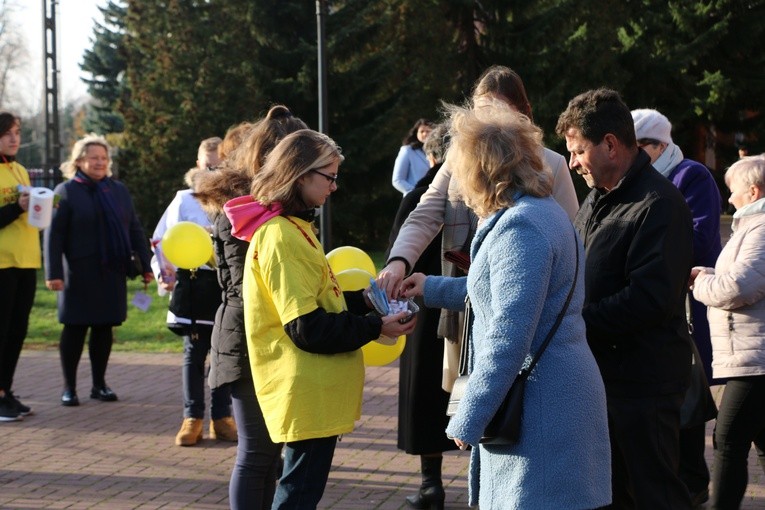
[194,105,307,510]
[44,134,152,407]
[386,124,457,510]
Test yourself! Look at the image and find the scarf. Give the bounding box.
[651,142,684,178]
[73,170,132,273]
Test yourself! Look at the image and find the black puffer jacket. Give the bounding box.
[208,211,250,387]
[575,150,694,397]
[195,168,252,388]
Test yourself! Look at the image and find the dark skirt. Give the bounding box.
[58,254,127,326]
[397,296,458,455]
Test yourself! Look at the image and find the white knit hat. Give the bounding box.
[631,108,673,144]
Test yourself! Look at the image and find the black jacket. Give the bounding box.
[208,211,250,388]
[575,150,693,397]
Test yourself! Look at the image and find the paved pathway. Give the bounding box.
[2,349,765,509]
[1,352,469,509]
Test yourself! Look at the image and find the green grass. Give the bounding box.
[25,250,387,353]
[26,274,181,353]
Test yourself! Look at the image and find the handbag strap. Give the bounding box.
[518,228,579,380]
[457,224,580,379]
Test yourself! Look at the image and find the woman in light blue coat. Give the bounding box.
[403,103,611,509]
[391,118,433,195]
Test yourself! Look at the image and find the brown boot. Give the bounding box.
[175,418,203,446]
[210,416,238,442]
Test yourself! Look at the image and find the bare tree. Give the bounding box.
[0,0,29,108]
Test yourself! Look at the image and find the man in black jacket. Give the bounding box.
[556,88,694,510]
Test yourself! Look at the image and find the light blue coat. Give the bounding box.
[391,145,429,195]
[424,195,611,509]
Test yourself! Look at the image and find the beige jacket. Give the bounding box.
[693,198,765,379]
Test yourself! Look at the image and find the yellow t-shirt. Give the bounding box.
[243,215,364,443]
[0,161,41,269]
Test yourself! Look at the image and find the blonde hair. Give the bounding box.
[445,101,550,218]
[725,154,765,189]
[250,129,343,214]
[61,133,112,179]
[198,136,222,160]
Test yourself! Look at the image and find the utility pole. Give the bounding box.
[42,0,62,177]
[316,0,332,250]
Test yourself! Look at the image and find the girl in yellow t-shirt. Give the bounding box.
[227,129,416,509]
[0,111,40,422]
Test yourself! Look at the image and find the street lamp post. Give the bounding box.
[42,0,62,175]
[316,0,332,250]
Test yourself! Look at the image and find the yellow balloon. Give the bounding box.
[335,268,374,292]
[161,221,213,269]
[362,335,406,366]
[334,268,406,366]
[327,246,376,275]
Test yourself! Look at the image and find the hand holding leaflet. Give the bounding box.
[366,278,419,324]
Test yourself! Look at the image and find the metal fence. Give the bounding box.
[27,168,63,190]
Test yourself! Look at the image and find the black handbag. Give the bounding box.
[680,298,718,428]
[169,268,222,325]
[447,221,579,446]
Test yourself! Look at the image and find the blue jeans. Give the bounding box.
[711,376,765,509]
[271,435,338,510]
[229,376,282,510]
[182,327,230,419]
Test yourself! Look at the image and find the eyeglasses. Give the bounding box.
[311,169,338,183]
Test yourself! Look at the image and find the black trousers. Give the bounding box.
[605,392,692,510]
[0,268,36,392]
[678,422,710,496]
[59,324,114,390]
[711,376,765,509]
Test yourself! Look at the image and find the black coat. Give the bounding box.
[44,177,151,325]
[575,150,693,397]
[388,164,458,455]
[208,211,250,389]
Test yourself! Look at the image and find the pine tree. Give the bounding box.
[119,0,320,230]
[81,0,128,134]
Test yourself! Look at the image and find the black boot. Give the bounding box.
[406,455,445,510]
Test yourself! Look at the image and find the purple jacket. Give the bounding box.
[668,159,722,268]
[668,158,722,383]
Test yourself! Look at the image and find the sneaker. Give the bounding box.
[210,416,238,442]
[6,391,32,416]
[175,418,203,446]
[0,395,23,422]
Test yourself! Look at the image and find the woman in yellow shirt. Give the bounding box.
[0,111,40,422]
[227,129,416,509]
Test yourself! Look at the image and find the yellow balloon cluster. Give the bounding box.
[161,221,214,269]
[333,265,406,367]
[326,246,376,275]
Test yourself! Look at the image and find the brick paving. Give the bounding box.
[2,350,765,509]
[1,352,469,509]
